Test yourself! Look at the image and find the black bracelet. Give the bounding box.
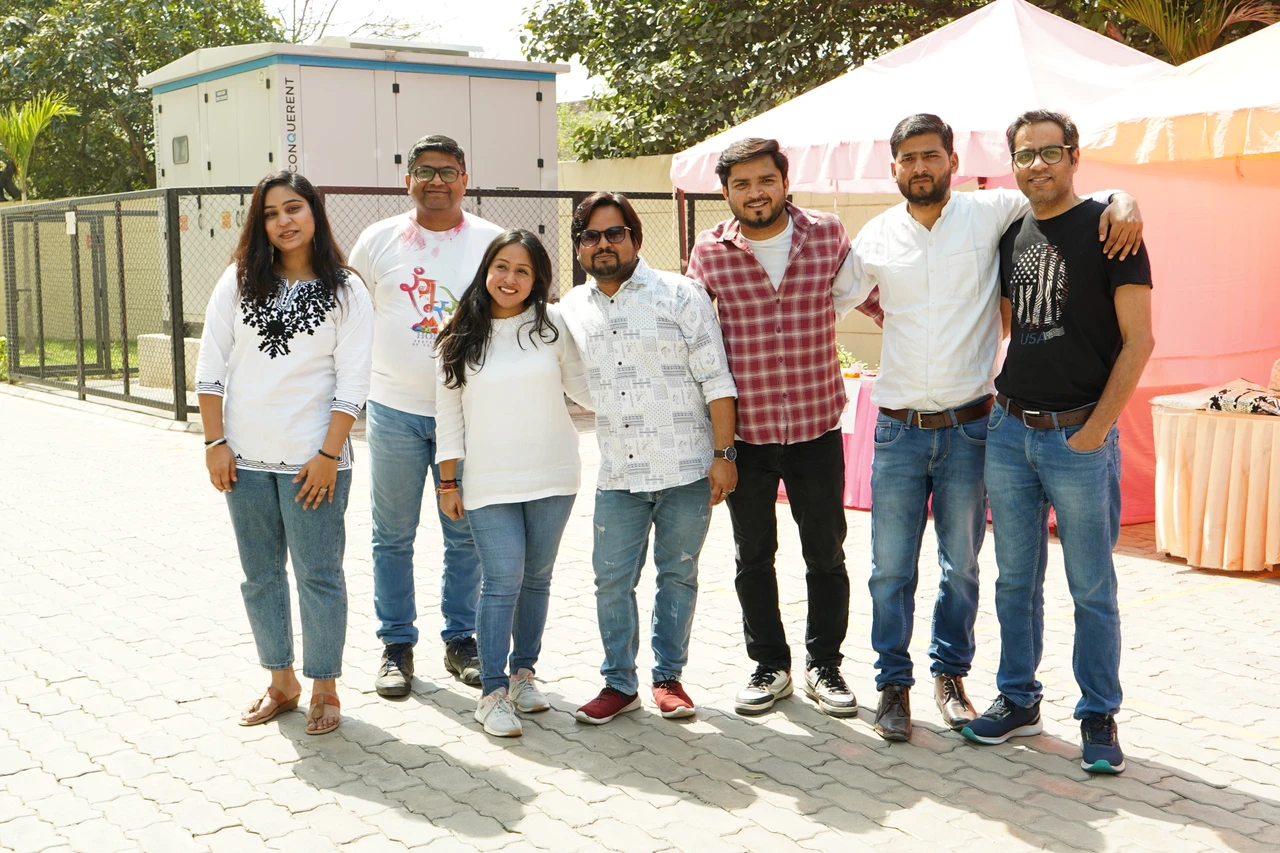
[317,449,340,461]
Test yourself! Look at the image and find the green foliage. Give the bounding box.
[1100,0,1279,63]
[0,93,79,202]
[521,0,1268,161]
[0,0,283,198]
[0,336,7,381]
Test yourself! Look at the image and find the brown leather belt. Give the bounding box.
[995,392,1096,429]
[878,397,992,430]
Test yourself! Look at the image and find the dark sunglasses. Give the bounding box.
[577,225,631,248]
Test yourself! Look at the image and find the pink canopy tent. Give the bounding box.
[669,0,1171,193]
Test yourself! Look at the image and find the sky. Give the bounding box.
[285,0,597,101]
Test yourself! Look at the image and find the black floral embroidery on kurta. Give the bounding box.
[240,278,337,358]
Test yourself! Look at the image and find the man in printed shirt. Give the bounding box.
[686,138,879,719]
[851,114,1141,742]
[348,135,503,698]
[557,191,738,725]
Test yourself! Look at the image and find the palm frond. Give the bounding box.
[0,92,79,201]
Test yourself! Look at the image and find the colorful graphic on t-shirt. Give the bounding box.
[399,266,459,344]
[1009,242,1068,343]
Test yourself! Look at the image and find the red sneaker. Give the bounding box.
[653,680,696,719]
[574,687,640,725]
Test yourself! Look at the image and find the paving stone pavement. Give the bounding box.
[3,386,1280,853]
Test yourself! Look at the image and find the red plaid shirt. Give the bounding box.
[688,203,870,446]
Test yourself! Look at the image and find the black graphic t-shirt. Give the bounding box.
[995,198,1152,411]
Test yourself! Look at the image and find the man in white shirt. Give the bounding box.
[855,114,1143,741]
[348,135,504,698]
[556,191,738,725]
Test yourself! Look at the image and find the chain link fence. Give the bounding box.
[1,186,730,420]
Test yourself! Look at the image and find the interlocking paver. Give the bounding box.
[5,387,1280,852]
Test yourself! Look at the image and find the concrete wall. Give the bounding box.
[557,154,920,367]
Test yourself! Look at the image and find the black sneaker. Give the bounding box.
[374,643,414,697]
[444,636,481,688]
[1080,714,1125,774]
[803,664,857,718]
[961,694,1043,745]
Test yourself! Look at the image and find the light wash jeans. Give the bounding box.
[592,478,712,695]
[984,402,1123,719]
[225,468,351,680]
[868,403,988,689]
[367,400,480,647]
[468,494,576,696]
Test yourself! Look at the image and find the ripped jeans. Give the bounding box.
[591,478,712,695]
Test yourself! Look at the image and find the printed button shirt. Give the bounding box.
[687,203,859,446]
[557,257,738,493]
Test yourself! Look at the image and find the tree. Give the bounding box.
[1100,0,1280,63]
[276,0,432,44]
[521,0,1270,161]
[0,92,79,202]
[0,0,283,197]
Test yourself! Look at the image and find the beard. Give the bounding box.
[897,169,952,205]
[730,196,786,231]
[584,249,639,284]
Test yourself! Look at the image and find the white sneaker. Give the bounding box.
[509,669,550,713]
[475,689,522,737]
[734,666,793,715]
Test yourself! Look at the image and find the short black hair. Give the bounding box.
[1005,109,1080,154]
[407,134,467,172]
[571,191,644,250]
[890,114,954,158]
[714,138,789,187]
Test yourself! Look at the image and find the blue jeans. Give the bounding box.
[868,405,987,688]
[367,400,480,647]
[984,402,1123,719]
[468,494,576,696]
[225,469,352,680]
[593,479,712,695]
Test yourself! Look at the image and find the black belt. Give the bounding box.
[878,396,992,430]
[995,393,1096,429]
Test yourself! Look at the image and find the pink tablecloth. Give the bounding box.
[778,376,877,510]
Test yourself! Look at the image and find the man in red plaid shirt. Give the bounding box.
[686,138,879,718]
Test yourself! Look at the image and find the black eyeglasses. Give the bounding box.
[408,165,464,183]
[577,226,631,248]
[1012,145,1074,169]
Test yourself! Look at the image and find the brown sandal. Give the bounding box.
[306,693,341,735]
[239,686,300,726]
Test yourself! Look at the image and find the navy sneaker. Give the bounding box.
[1080,714,1125,774]
[961,694,1043,744]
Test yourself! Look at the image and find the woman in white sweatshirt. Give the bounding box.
[434,229,591,737]
[196,171,372,736]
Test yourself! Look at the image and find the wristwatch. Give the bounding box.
[713,446,738,462]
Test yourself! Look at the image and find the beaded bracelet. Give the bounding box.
[317,449,340,461]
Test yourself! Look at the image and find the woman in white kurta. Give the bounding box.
[196,171,372,736]
[434,229,592,737]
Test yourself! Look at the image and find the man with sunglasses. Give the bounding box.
[557,191,738,725]
[961,111,1153,777]
[349,135,503,698]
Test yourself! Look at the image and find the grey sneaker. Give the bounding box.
[475,689,522,737]
[509,669,550,713]
[444,637,481,688]
[374,643,414,697]
[804,665,858,717]
[734,665,793,715]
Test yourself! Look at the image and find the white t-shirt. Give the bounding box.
[348,210,504,417]
[741,217,794,290]
[434,305,592,511]
[195,264,374,472]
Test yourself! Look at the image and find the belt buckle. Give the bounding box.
[913,410,941,428]
[1021,408,1042,427]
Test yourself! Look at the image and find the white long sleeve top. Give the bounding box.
[195,264,374,472]
[434,305,592,511]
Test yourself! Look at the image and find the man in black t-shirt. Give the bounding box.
[960,110,1154,777]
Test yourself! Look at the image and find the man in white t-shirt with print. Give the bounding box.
[348,135,504,698]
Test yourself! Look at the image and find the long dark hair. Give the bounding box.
[231,171,350,304]
[436,229,558,389]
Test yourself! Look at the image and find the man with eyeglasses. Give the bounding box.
[961,111,1153,777]
[556,191,738,725]
[848,114,1142,743]
[348,135,503,699]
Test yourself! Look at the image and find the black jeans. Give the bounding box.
[727,429,849,670]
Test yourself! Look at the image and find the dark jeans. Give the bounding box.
[727,429,849,670]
